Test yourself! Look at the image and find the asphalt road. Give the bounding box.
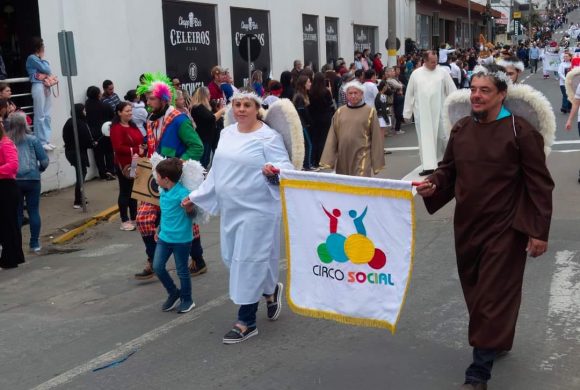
[1,52,579,390]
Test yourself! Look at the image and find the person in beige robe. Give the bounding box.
[320,81,385,176]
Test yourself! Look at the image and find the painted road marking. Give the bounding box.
[541,250,580,371]
[31,261,288,390]
[385,146,420,152]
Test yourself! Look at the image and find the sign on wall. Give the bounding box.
[325,17,339,67]
[302,14,319,72]
[353,25,377,53]
[230,7,271,88]
[161,1,218,96]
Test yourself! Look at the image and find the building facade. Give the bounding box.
[2,0,416,191]
[415,0,501,49]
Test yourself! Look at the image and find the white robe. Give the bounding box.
[403,66,457,170]
[189,123,293,305]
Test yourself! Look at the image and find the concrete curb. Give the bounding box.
[52,206,119,245]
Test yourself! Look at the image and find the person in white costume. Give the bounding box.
[182,91,294,344]
[403,50,457,176]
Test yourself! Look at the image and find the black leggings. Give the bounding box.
[116,168,137,222]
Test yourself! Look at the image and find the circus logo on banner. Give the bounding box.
[280,170,415,333]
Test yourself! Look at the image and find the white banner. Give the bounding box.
[280,170,415,333]
[543,52,561,72]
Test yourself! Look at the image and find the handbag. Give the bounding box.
[117,131,137,179]
[118,163,132,179]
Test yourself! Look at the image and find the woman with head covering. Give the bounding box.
[0,101,25,268]
[183,91,294,344]
[7,112,49,253]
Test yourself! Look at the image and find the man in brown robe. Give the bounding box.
[320,81,385,176]
[416,64,554,390]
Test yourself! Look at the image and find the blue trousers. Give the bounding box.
[31,83,52,145]
[152,239,192,300]
[16,180,41,249]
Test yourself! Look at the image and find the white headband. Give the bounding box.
[472,65,512,86]
[232,91,263,105]
[343,81,365,93]
[497,59,525,72]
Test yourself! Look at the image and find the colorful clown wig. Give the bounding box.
[136,72,175,105]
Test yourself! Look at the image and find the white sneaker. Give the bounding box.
[120,222,136,231]
[43,144,53,151]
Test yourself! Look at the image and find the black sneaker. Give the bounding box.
[161,291,181,311]
[177,299,196,313]
[266,282,283,321]
[223,324,258,344]
[134,261,154,280]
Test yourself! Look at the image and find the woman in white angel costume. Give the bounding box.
[182,91,300,344]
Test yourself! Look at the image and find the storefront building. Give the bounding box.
[416,0,500,49]
[2,0,416,191]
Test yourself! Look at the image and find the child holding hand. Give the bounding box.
[153,158,196,313]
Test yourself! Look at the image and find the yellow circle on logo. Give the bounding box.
[344,234,375,264]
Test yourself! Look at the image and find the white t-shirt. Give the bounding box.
[363,81,378,107]
[450,62,461,81]
[438,48,456,64]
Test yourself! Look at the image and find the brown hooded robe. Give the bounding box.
[424,115,554,351]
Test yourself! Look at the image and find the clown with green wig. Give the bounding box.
[133,72,206,281]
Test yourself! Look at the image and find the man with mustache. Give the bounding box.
[416,64,554,389]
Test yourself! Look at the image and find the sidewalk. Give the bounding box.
[20,179,119,253]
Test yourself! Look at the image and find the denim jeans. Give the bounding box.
[303,127,313,169]
[560,85,572,111]
[141,229,203,264]
[238,302,259,327]
[152,239,192,300]
[116,169,137,222]
[200,141,212,169]
[465,348,497,384]
[31,83,52,145]
[16,180,41,249]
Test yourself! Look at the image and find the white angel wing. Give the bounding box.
[181,160,209,224]
[565,66,580,102]
[504,84,556,155]
[223,103,237,127]
[443,88,472,134]
[443,85,556,156]
[263,98,305,169]
[150,152,165,173]
[181,160,206,191]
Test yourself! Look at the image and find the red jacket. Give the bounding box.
[110,123,145,166]
[373,58,384,74]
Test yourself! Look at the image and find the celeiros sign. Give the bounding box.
[169,29,211,46]
[168,11,212,46]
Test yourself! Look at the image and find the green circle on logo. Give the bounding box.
[317,243,333,263]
